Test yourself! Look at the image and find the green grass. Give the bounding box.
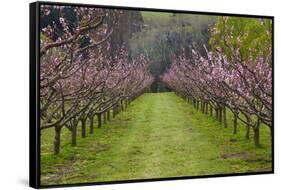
[40,92,272,185]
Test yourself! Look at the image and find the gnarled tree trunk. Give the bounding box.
[233,112,238,134]
[103,112,106,124]
[218,107,222,123]
[81,119,86,138]
[89,113,94,134]
[215,108,218,120]
[71,125,77,146]
[98,113,102,128]
[54,126,62,155]
[107,110,110,121]
[121,100,124,111]
[245,114,251,140]
[223,105,227,128]
[112,106,116,118]
[254,118,261,147]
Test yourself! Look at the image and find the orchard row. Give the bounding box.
[162,45,272,147]
[40,6,153,154]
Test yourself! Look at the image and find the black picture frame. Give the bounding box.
[30,1,274,188]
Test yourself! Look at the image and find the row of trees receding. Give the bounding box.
[162,17,272,147]
[40,5,153,154]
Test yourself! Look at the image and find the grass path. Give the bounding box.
[41,92,272,185]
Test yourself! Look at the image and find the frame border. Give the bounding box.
[29,1,274,189]
[30,2,41,188]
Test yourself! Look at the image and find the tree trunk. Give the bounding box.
[71,125,77,146]
[205,103,208,114]
[223,105,227,128]
[254,127,260,147]
[193,99,197,108]
[115,103,119,115]
[245,115,251,140]
[218,107,222,123]
[215,108,218,120]
[254,119,261,147]
[120,100,124,111]
[103,112,106,124]
[54,126,61,155]
[113,106,116,118]
[81,119,86,138]
[210,105,213,116]
[107,110,110,121]
[98,113,102,128]
[233,113,238,134]
[90,114,94,134]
